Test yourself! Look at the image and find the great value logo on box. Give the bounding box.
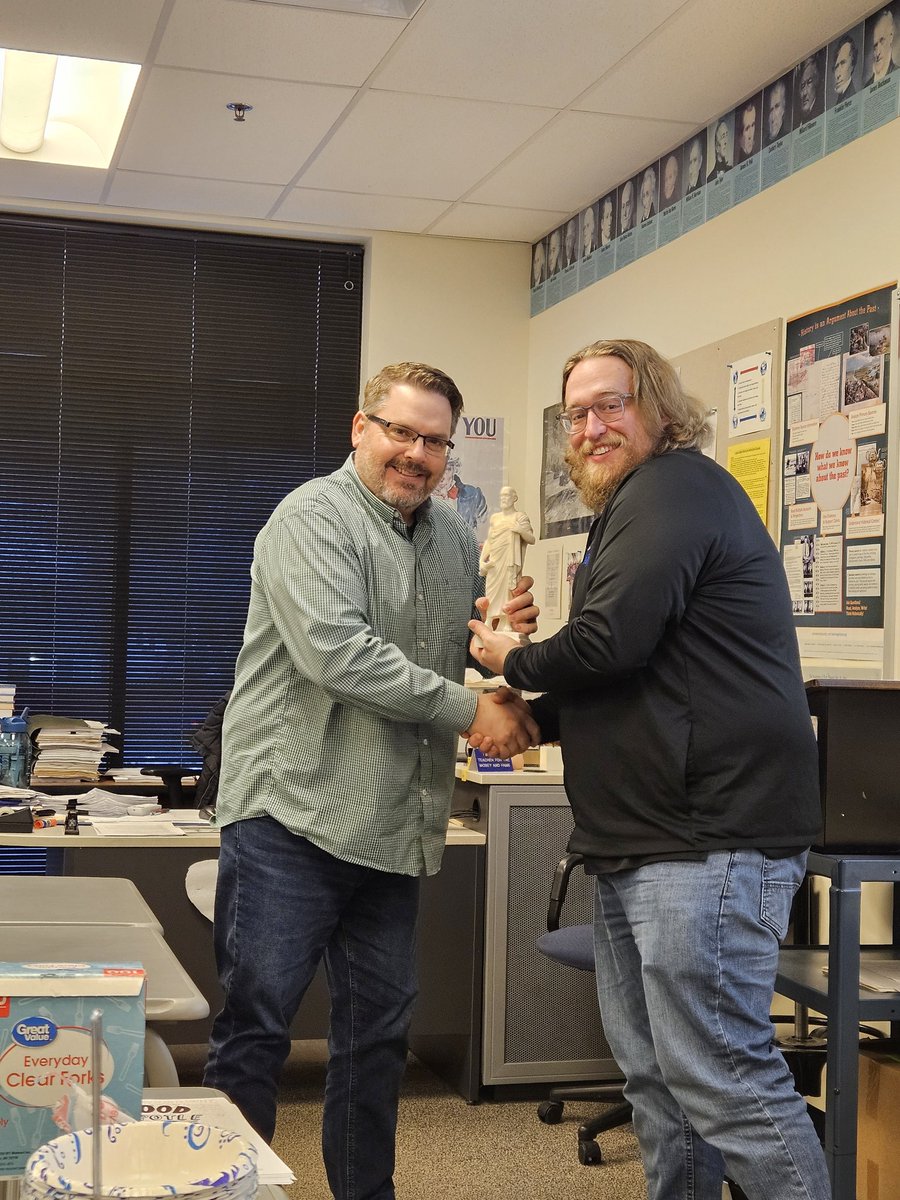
[0,961,145,1175]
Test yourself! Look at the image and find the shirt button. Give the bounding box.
[419,640,426,648]
[422,738,429,746]
[421,788,429,797]
[417,593,424,601]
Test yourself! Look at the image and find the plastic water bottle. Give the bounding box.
[0,711,31,788]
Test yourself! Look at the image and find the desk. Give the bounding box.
[408,771,621,1102]
[0,820,486,1084]
[0,820,480,850]
[3,782,610,1102]
[0,876,162,929]
[0,924,209,1088]
[0,822,219,849]
[776,852,900,1200]
[33,772,196,797]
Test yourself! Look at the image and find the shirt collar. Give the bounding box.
[341,454,433,533]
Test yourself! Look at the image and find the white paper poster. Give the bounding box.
[543,546,562,619]
[433,415,504,546]
[728,352,773,437]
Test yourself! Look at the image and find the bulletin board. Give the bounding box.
[779,284,896,670]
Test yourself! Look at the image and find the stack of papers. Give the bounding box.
[44,788,157,817]
[823,960,900,992]
[0,683,14,720]
[0,784,47,802]
[27,714,120,783]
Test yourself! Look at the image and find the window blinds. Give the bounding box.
[0,215,363,768]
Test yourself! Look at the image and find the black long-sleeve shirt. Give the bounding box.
[504,450,821,860]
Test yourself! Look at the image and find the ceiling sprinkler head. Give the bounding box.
[226,102,253,122]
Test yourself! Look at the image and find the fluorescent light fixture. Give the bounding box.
[0,48,140,168]
[0,50,57,153]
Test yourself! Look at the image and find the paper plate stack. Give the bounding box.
[23,1121,258,1200]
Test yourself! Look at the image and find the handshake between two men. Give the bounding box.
[460,576,541,761]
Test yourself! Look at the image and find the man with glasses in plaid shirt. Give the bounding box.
[469,340,828,1200]
[205,362,538,1200]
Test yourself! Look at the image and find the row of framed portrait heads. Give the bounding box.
[532,3,900,315]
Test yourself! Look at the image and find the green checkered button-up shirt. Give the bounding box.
[215,456,481,876]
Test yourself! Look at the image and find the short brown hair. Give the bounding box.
[362,362,464,432]
[561,339,712,453]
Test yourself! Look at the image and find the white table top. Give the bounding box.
[0,821,219,848]
[0,924,208,1022]
[1,819,484,848]
[0,876,162,929]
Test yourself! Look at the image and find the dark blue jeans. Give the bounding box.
[204,815,420,1200]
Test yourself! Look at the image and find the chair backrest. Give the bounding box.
[189,692,230,810]
[547,851,586,930]
[537,852,595,971]
[185,858,218,922]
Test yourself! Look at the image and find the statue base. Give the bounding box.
[470,628,529,653]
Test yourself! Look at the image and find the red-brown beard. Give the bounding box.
[565,436,650,512]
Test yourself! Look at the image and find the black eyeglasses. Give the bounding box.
[556,392,633,434]
[366,413,454,455]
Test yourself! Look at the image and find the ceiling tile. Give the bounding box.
[426,202,569,242]
[106,170,284,217]
[274,187,449,232]
[158,0,406,86]
[0,0,882,243]
[247,0,423,14]
[0,0,165,59]
[466,109,695,214]
[0,160,107,204]
[576,0,874,125]
[370,0,687,107]
[298,90,552,199]
[117,67,355,183]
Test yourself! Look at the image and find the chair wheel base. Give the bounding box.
[537,1100,564,1125]
[578,1139,603,1165]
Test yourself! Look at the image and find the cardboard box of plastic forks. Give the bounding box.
[0,961,145,1175]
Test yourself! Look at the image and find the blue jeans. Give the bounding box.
[592,850,830,1200]
[204,815,420,1200]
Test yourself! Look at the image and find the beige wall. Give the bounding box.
[521,118,900,645]
[363,231,531,471]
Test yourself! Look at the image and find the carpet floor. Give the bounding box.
[171,1041,647,1200]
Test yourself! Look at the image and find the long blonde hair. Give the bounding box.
[561,339,712,452]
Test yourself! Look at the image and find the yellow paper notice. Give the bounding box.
[727,438,770,525]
